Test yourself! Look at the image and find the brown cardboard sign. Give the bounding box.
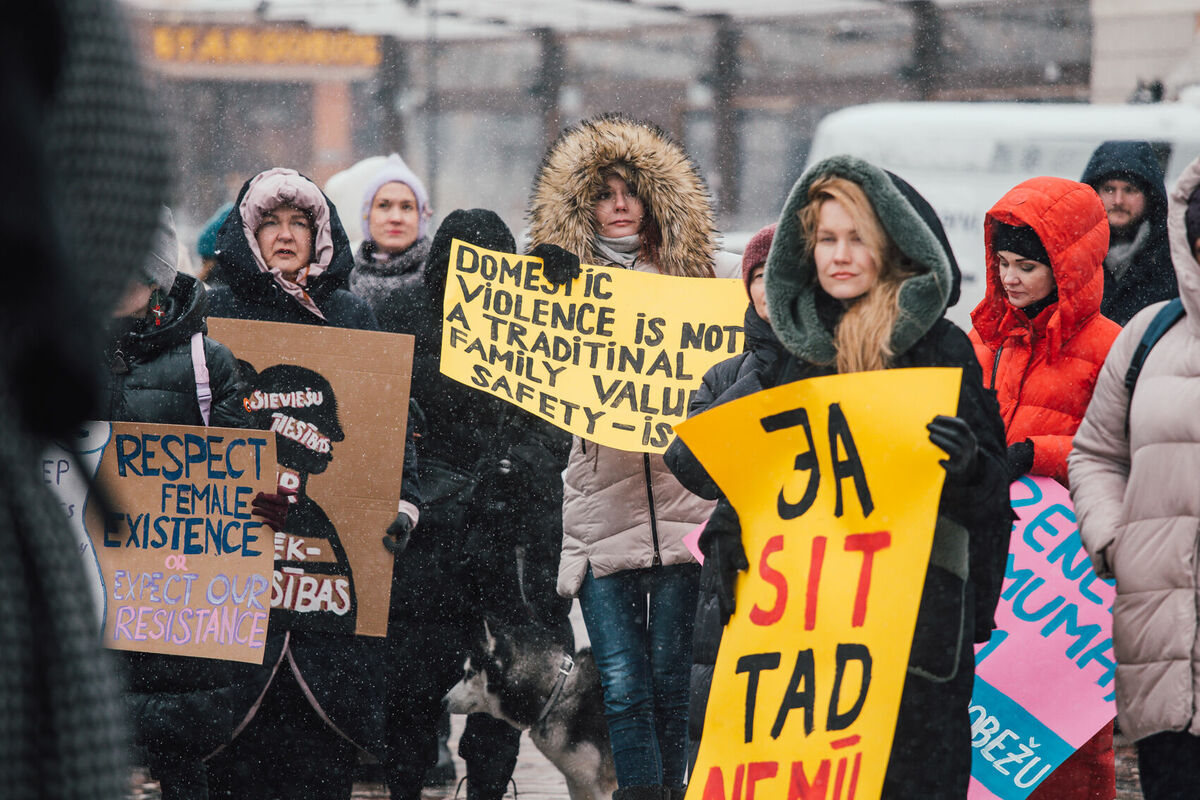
[60,422,278,664]
[208,318,414,638]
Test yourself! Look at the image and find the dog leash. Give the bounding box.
[535,653,576,726]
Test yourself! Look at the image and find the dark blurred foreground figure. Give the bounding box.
[0,0,170,797]
[1080,140,1178,325]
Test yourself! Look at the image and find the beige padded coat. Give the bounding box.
[1068,155,1200,742]
[526,114,739,597]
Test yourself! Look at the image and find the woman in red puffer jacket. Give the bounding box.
[969,175,1121,800]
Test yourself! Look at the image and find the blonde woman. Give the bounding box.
[697,156,1011,797]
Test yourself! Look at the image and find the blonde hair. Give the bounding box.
[799,176,918,373]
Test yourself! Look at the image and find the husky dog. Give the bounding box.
[445,620,616,800]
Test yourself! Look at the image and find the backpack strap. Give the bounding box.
[190,331,212,426]
[1124,297,1184,433]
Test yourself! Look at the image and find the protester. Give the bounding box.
[1080,140,1177,325]
[346,154,459,788]
[662,224,786,769]
[203,167,419,800]
[527,113,740,800]
[677,155,1009,797]
[103,207,265,800]
[969,177,1121,799]
[1069,154,1200,799]
[357,207,573,800]
[1,0,170,795]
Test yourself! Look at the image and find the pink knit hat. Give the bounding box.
[742,223,777,297]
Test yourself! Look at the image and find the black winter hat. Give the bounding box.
[427,208,517,272]
[993,223,1051,267]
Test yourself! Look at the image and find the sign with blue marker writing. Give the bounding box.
[968,476,1116,799]
[47,421,277,663]
[439,239,747,453]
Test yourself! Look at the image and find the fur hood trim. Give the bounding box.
[527,114,717,277]
[764,155,954,364]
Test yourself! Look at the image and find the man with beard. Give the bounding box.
[1080,140,1179,325]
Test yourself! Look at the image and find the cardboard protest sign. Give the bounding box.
[208,318,414,638]
[439,239,747,454]
[674,368,960,800]
[968,476,1116,800]
[44,421,276,663]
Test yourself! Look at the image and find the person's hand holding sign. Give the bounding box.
[529,243,581,286]
[926,414,979,479]
[252,484,296,532]
[382,512,414,555]
[698,498,748,626]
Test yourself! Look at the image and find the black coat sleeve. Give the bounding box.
[925,321,1012,642]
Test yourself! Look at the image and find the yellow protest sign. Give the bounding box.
[439,239,747,453]
[674,368,960,800]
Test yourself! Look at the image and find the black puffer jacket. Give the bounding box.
[208,175,378,330]
[1080,140,1178,325]
[103,272,246,428]
[101,272,259,787]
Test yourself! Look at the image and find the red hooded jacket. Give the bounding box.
[969,176,1121,485]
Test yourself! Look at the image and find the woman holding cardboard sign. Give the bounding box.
[204,168,421,800]
[527,113,740,800]
[969,177,1120,800]
[672,155,1011,797]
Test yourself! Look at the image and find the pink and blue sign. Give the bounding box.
[968,476,1117,799]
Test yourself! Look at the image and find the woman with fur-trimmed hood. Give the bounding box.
[527,114,738,800]
[755,155,1009,796]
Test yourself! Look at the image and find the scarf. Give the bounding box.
[349,237,432,313]
[1103,219,1150,285]
[593,234,642,269]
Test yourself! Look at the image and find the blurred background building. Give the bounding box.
[123,0,1104,241]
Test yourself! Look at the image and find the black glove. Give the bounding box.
[382,512,414,555]
[699,499,749,626]
[530,243,581,286]
[1006,439,1034,483]
[927,414,979,479]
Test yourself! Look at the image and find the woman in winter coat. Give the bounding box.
[662,224,786,769]
[969,177,1121,800]
[203,168,419,800]
[348,153,433,333]
[679,155,1010,797]
[526,113,740,800]
[352,203,574,800]
[105,208,258,800]
[1069,154,1200,800]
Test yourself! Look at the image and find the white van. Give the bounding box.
[805,101,1200,326]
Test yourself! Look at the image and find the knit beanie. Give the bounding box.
[197,201,233,259]
[142,205,178,291]
[993,222,1051,266]
[361,153,430,244]
[741,223,777,297]
[1186,184,1200,249]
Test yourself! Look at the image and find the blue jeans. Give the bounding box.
[578,563,701,789]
